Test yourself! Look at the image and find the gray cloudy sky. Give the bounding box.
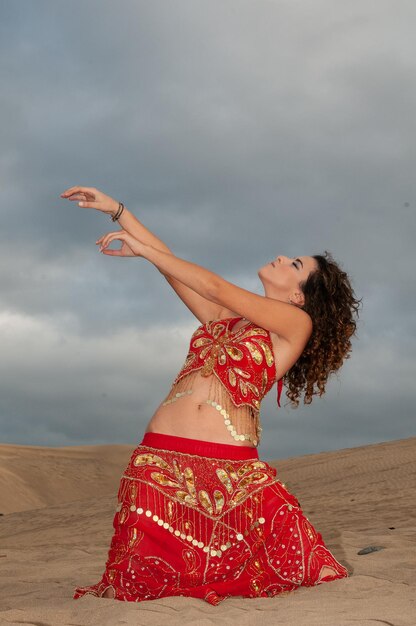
[1,0,415,460]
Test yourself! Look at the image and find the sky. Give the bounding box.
[1,0,415,461]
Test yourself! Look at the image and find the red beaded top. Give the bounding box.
[172,317,283,411]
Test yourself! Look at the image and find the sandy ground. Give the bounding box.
[0,435,415,626]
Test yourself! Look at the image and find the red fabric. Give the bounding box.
[172,316,284,411]
[73,432,349,605]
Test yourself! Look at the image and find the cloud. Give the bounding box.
[0,309,195,444]
[1,0,415,453]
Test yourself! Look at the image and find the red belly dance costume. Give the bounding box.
[73,317,349,605]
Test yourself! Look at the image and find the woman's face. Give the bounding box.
[258,255,318,306]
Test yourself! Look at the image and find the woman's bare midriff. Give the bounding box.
[144,372,257,447]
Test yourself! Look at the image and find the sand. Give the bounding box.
[0,435,415,626]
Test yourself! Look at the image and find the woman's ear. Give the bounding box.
[291,291,305,307]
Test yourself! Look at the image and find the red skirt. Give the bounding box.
[73,432,348,605]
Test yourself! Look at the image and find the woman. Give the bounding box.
[61,186,360,605]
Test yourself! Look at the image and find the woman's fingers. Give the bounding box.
[60,186,97,199]
[101,247,123,256]
[96,230,138,257]
[65,192,95,202]
[61,186,118,215]
[62,190,101,208]
[97,230,124,249]
[66,193,87,201]
[61,185,97,195]
[95,231,122,248]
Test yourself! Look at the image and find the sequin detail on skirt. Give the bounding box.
[73,432,348,605]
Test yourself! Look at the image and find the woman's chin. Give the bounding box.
[257,270,269,291]
[258,265,273,281]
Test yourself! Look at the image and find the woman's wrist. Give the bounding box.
[110,202,125,221]
[114,204,130,220]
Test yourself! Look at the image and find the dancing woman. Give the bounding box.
[61,186,360,605]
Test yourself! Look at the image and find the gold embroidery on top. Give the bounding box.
[233,367,250,379]
[225,345,244,360]
[228,370,237,387]
[200,345,213,360]
[238,327,269,340]
[253,338,274,367]
[241,341,263,364]
[239,379,248,397]
[246,382,260,397]
[193,337,212,349]
[211,321,227,338]
[261,368,268,393]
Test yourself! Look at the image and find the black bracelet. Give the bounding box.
[118,203,125,220]
[111,202,125,222]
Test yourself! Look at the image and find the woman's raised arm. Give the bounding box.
[60,186,231,324]
[98,231,313,350]
[115,208,233,323]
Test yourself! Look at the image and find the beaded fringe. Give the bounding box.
[161,370,261,446]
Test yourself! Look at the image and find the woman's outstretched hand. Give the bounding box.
[96,229,145,258]
[60,185,119,215]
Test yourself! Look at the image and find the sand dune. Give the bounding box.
[0,436,415,625]
[0,443,132,515]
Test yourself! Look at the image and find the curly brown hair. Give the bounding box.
[284,250,362,407]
